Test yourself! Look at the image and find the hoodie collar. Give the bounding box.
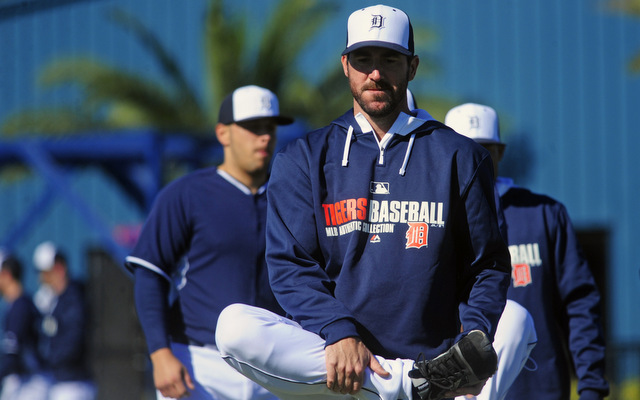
[353,110,433,137]
[341,110,435,176]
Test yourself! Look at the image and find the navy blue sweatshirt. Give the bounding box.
[497,179,609,400]
[0,294,41,379]
[126,168,283,353]
[38,281,91,382]
[266,109,511,360]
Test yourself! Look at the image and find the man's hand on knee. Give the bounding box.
[325,337,389,394]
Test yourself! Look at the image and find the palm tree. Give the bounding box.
[1,0,455,137]
[607,0,640,74]
[0,0,343,136]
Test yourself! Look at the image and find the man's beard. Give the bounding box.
[351,80,408,118]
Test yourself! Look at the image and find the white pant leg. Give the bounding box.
[457,300,537,400]
[0,374,48,400]
[49,380,96,400]
[14,374,49,400]
[155,342,279,400]
[216,303,416,400]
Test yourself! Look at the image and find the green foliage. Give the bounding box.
[607,0,640,15]
[629,53,640,74]
[203,0,349,128]
[0,0,450,137]
[607,0,640,75]
[1,106,98,137]
[1,0,344,137]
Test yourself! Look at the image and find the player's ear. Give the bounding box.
[215,123,231,146]
[341,55,349,77]
[408,55,419,81]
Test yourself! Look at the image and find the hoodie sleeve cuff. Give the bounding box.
[320,318,360,347]
[579,389,604,400]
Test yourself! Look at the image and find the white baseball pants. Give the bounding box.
[0,374,48,400]
[216,303,415,399]
[216,300,535,400]
[156,342,280,400]
[456,300,537,400]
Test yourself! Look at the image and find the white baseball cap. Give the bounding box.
[218,85,293,125]
[444,103,503,145]
[342,4,414,56]
[33,241,58,272]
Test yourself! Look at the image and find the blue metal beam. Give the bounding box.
[0,131,222,277]
[0,0,106,21]
[16,141,132,275]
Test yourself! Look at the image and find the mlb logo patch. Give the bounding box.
[370,181,389,194]
[512,263,532,287]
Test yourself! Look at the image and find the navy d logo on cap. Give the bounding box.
[444,103,503,145]
[218,85,293,125]
[371,14,385,29]
[342,4,414,56]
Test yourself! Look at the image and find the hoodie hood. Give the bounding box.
[332,108,437,176]
[330,108,435,133]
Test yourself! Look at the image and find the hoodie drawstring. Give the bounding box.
[399,133,416,176]
[342,125,354,167]
[342,125,416,176]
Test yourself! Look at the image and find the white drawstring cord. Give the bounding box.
[342,125,354,167]
[399,133,416,176]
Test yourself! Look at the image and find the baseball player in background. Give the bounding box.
[0,252,47,400]
[32,241,96,400]
[216,5,510,400]
[125,85,292,400]
[406,93,538,400]
[445,103,609,400]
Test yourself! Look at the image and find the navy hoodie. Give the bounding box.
[38,281,92,382]
[497,179,609,400]
[266,109,511,360]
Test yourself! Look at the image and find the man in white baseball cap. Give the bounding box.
[445,103,505,178]
[31,241,96,400]
[125,85,291,400]
[445,103,609,400]
[0,252,48,400]
[216,4,511,400]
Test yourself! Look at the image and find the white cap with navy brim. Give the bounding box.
[444,103,503,145]
[218,85,293,125]
[33,241,57,272]
[342,4,414,56]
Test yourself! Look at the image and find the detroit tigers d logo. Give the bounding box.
[370,14,385,30]
[405,222,429,249]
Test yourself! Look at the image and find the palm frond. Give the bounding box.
[38,58,208,133]
[606,0,640,16]
[255,0,338,91]
[106,8,210,128]
[203,0,249,108]
[279,66,350,128]
[629,52,640,74]
[1,107,102,136]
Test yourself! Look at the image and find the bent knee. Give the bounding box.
[216,303,262,355]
